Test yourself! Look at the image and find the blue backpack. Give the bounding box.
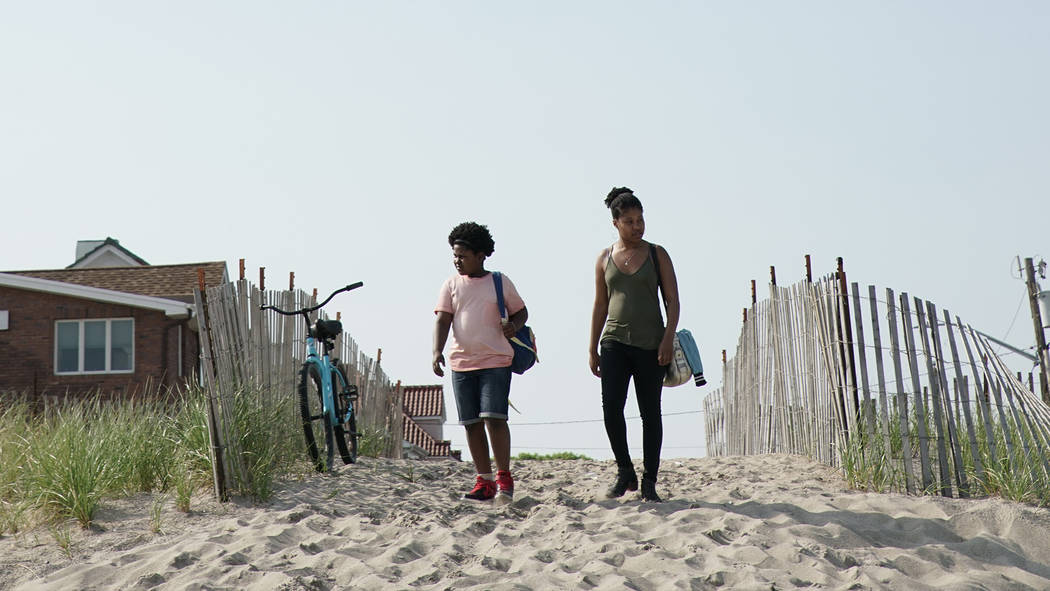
[492,272,538,374]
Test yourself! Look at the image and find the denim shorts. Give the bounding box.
[451,366,512,424]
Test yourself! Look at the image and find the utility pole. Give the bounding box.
[1023,257,1050,403]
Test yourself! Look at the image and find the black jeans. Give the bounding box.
[600,340,664,483]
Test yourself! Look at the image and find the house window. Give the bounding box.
[55,318,134,374]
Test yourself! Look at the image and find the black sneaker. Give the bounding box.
[640,478,662,502]
[606,468,639,498]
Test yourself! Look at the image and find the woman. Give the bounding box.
[589,187,680,502]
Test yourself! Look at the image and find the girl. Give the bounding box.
[589,187,680,502]
[433,221,529,504]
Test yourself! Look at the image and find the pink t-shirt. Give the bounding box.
[435,272,526,372]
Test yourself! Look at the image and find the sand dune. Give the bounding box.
[4,454,1050,590]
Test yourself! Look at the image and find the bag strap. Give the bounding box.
[492,271,508,320]
[650,242,666,305]
[649,243,660,288]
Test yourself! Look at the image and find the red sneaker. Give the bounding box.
[463,476,497,501]
[495,470,514,500]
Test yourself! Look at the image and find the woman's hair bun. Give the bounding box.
[605,186,634,208]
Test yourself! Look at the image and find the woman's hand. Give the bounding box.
[657,335,674,366]
[589,350,601,378]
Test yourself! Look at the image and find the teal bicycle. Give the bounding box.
[262,282,363,472]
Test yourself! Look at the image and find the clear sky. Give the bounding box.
[2,2,1047,460]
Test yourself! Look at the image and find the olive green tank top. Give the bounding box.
[600,245,665,350]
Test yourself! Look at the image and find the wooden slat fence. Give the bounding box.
[194,280,403,496]
[704,272,1050,499]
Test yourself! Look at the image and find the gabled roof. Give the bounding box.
[0,273,194,318]
[403,384,445,418]
[69,237,149,268]
[402,414,455,457]
[5,262,228,303]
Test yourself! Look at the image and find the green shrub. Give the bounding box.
[358,426,392,459]
[513,451,594,461]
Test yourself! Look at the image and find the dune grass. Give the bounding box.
[358,425,393,459]
[0,384,310,533]
[514,452,594,461]
[839,405,1050,506]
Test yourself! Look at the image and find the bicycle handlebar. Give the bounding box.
[259,282,364,315]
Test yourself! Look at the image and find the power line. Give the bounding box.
[508,409,703,426]
[1001,286,1028,343]
[510,445,706,450]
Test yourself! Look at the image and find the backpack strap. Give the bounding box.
[492,271,508,320]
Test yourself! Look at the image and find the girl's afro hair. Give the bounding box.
[448,221,495,256]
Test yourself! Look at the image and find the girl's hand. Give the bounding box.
[589,350,601,378]
[657,335,673,366]
[501,319,517,339]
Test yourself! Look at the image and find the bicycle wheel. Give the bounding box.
[299,363,334,472]
[331,367,358,465]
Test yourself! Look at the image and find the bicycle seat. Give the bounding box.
[314,319,343,340]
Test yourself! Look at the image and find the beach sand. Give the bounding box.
[4,454,1050,590]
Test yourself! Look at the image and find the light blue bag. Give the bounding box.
[649,243,706,388]
[675,329,706,386]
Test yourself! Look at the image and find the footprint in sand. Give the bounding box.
[704,528,737,546]
[221,551,250,566]
[410,570,443,586]
[482,556,511,572]
[285,509,313,523]
[556,492,587,509]
[135,572,166,589]
[169,551,199,569]
[391,541,426,564]
[822,547,861,569]
[465,518,498,537]
[533,550,555,563]
[299,542,323,555]
[729,487,751,500]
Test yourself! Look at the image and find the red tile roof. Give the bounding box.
[403,384,445,417]
[402,414,455,457]
[6,262,228,303]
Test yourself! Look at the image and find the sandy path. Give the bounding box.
[4,454,1050,590]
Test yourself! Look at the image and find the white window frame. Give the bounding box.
[54,318,135,375]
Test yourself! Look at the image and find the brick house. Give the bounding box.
[401,384,460,460]
[0,239,227,399]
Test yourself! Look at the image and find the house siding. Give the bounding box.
[0,286,197,399]
[414,417,445,443]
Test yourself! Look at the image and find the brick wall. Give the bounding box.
[0,286,199,399]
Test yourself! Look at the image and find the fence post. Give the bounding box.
[836,258,861,427]
[194,270,228,502]
[1023,258,1050,403]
